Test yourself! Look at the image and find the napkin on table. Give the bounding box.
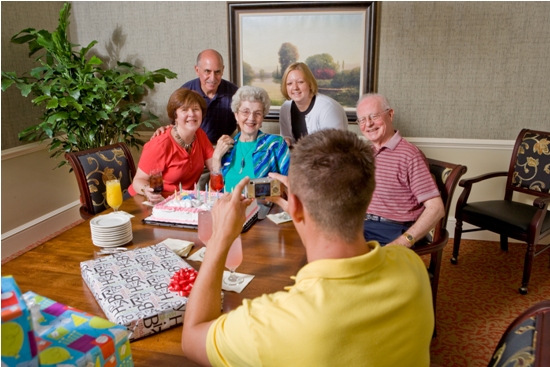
[187,247,206,261]
[186,248,254,293]
[267,212,292,224]
[162,238,194,257]
[222,271,254,293]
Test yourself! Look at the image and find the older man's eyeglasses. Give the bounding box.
[238,109,263,120]
[356,109,390,125]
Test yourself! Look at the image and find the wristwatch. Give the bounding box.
[403,232,416,246]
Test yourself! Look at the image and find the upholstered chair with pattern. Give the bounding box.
[66,143,136,219]
[452,129,550,294]
[487,299,550,367]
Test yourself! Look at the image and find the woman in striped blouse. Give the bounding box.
[211,86,290,192]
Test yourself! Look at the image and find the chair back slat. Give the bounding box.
[506,129,550,199]
[428,158,468,241]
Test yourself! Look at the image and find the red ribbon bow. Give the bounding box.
[168,267,198,297]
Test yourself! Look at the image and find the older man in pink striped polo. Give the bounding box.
[357,93,444,247]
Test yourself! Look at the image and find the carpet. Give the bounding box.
[428,239,550,366]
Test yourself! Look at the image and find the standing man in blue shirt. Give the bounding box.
[181,49,238,144]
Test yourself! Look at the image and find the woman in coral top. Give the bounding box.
[129,88,215,202]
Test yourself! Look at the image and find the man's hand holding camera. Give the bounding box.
[266,173,290,213]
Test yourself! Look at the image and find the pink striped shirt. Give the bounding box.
[367,131,440,222]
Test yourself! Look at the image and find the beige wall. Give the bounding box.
[379,2,550,139]
[3,2,550,149]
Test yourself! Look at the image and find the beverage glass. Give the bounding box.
[224,236,244,286]
[149,169,163,193]
[106,179,123,212]
[210,172,224,193]
[198,210,213,245]
[197,210,213,260]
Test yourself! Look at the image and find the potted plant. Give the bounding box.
[1,3,177,168]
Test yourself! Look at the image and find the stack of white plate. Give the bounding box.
[90,213,133,247]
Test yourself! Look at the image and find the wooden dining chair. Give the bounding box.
[413,158,468,331]
[452,129,550,294]
[487,299,550,367]
[65,143,136,220]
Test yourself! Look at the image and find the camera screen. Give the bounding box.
[254,183,271,197]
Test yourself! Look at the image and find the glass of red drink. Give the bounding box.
[149,169,163,193]
[210,171,224,192]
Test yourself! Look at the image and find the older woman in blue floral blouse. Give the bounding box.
[211,86,289,192]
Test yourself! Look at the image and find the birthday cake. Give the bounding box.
[144,190,259,231]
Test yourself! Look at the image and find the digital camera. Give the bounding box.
[245,177,281,199]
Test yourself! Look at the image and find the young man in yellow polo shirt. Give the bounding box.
[181,129,434,367]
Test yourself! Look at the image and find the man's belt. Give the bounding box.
[365,214,415,227]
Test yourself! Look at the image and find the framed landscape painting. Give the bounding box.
[228,1,378,121]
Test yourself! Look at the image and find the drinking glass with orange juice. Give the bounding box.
[106,179,123,212]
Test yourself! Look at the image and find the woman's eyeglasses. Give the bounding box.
[238,109,263,119]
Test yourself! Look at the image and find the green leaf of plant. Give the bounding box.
[46,112,69,123]
[117,61,134,68]
[46,97,59,109]
[80,40,98,58]
[1,78,15,91]
[16,83,33,97]
[41,84,52,96]
[153,68,178,79]
[87,55,103,66]
[144,79,155,89]
[115,73,132,83]
[126,123,139,133]
[96,111,108,120]
[66,134,77,144]
[31,95,50,104]
[69,89,81,100]
[11,33,36,44]
[30,66,48,78]
[133,74,147,86]
[69,101,83,112]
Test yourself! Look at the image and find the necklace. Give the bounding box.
[172,127,195,152]
[238,141,256,174]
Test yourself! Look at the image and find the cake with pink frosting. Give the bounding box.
[145,190,259,230]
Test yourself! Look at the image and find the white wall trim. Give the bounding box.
[406,137,514,150]
[2,134,514,160]
[1,139,53,160]
[1,200,81,240]
[1,200,82,261]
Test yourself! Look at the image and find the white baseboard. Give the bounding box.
[1,200,82,261]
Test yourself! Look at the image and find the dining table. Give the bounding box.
[1,195,307,366]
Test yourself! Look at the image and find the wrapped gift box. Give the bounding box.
[23,291,133,367]
[1,276,39,367]
[81,243,197,341]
